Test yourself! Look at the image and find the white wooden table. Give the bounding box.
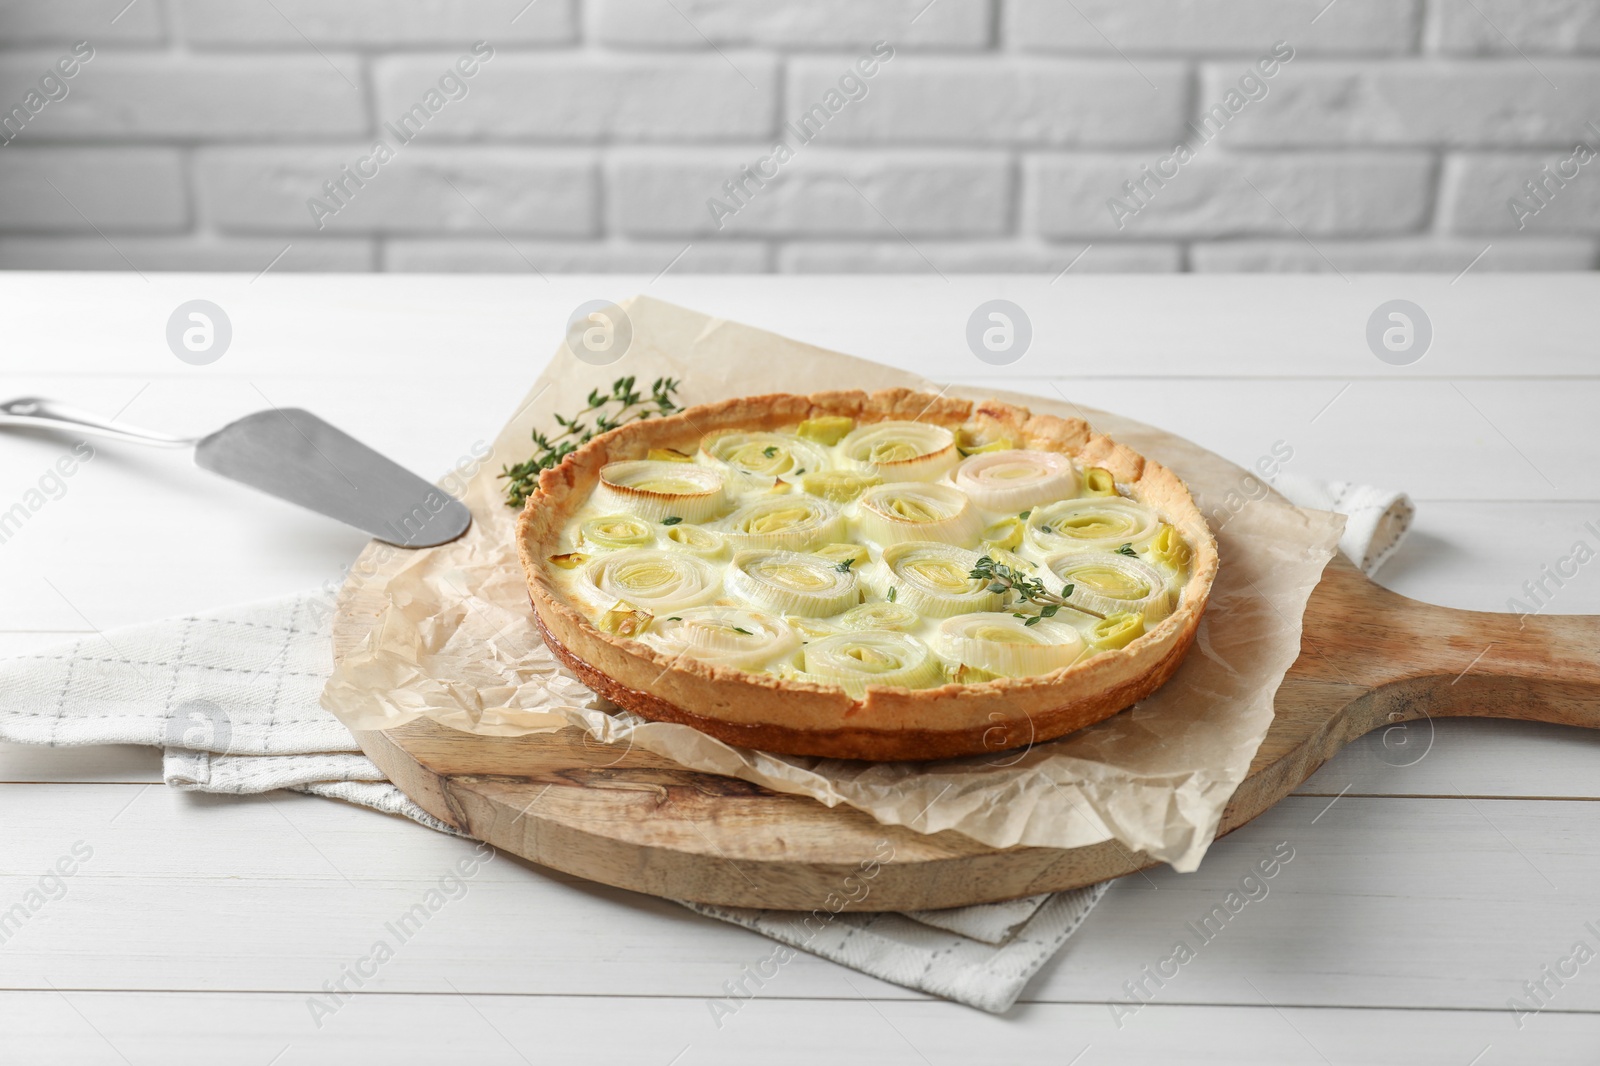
[3,274,1597,1063]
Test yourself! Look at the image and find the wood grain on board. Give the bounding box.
[333,449,1600,913]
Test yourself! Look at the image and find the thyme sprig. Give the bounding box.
[499,376,683,507]
[969,554,1106,624]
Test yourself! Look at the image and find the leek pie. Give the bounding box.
[519,389,1218,761]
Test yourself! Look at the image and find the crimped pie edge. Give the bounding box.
[516,388,1219,760]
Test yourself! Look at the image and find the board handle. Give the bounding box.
[1419,606,1600,730]
[1300,559,1600,732]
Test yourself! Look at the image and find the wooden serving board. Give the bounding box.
[333,466,1600,915]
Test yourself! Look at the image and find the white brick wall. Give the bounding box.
[591,0,990,49]
[1202,61,1600,146]
[610,149,1012,236]
[0,0,1595,274]
[0,53,368,138]
[783,58,1189,145]
[1029,153,1436,237]
[173,0,575,45]
[196,146,599,235]
[1006,0,1420,53]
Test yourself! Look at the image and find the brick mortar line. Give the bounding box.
[10,47,1600,58]
[6,144,1586,152]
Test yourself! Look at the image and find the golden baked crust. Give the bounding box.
[517,388,1219,761]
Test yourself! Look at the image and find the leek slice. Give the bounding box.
[858,482,983,548]
[726,550,860,618]
[580,514,655,550]
[598,603,653,638]
[595,460,727,524]
[659,522,728,561]
[1144,522,1192,571]
[702,432,828,479]
[1142,522,1191,599]
[579,548,721,614]
[981,516,1024,552]
[801,470,880,503]
[1081,466,1118,496]
[797,630,943,696]
[933,613,1085,678]
[548,551,589,570]
[870,541,1003,618]
[812,542,870,570]
[838,602,921,632]
[1087,612,1145,651]
[839,421,958,482]
[785,615,842,641]
[797,416,854,446]
[985,546,1037,575]
[642,607,799,672]
[1025,498,1160,556]
[955,428,1014,456]
[719,496,844,552]
[1045,551,1172,623]
[954,449,1079,513]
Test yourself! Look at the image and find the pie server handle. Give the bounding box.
[0,397,471,549]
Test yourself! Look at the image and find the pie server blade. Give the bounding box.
[0,397,471,549]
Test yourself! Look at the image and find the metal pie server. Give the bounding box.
[0,397,471,548]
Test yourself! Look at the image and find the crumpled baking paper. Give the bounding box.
[322,296,1342,872]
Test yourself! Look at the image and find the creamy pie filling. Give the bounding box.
[545,419,1192,693]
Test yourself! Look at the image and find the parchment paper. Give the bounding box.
[321,296,1343,872]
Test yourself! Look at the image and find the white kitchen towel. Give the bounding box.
[0,589,1097,1007]
[683,883,1108,1014]
[1275,473,1415,577]
[0,481,1410,1013]
[904,892,1055,945]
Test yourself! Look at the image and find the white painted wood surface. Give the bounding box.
[2,274,1596,1062]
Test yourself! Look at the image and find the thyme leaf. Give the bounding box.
[968,554,1104,621]
[499,376,683,507]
